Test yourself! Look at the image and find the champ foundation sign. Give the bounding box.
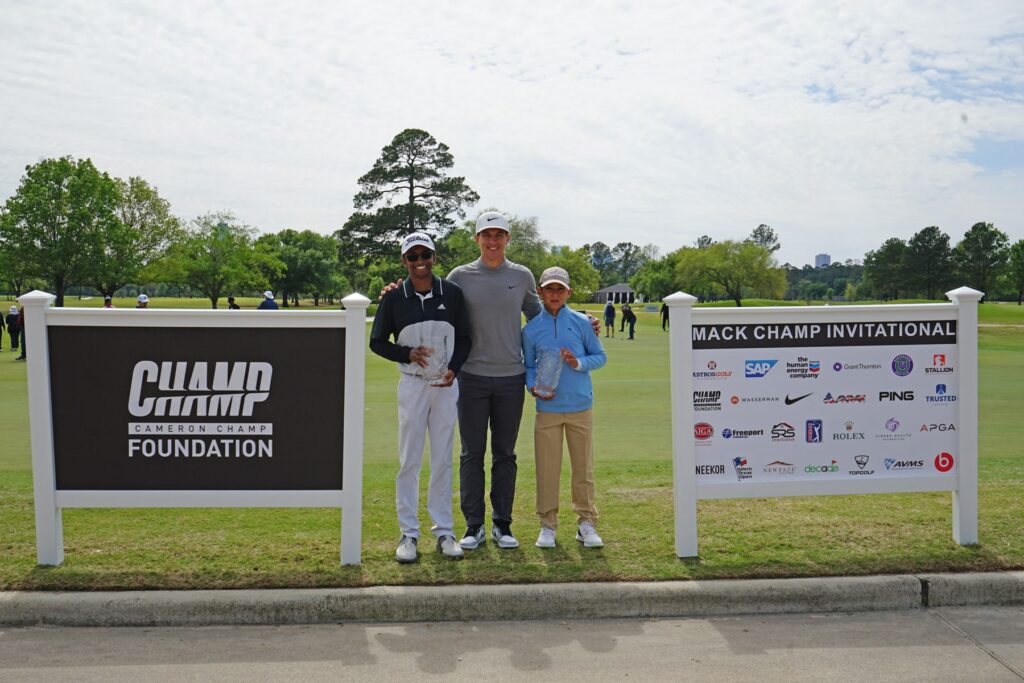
[666,287,982,558]
[20,291,370,566]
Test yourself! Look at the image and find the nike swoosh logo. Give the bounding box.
[508,285,517,289]
[784,393,812,405]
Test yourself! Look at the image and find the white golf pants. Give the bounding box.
[396,374,459,539]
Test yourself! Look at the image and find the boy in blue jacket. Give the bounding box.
[523,267,608,548]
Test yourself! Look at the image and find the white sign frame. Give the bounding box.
[20,290,370,566]
[665,287,982,558]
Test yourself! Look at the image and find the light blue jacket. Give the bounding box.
[523,306,607,413]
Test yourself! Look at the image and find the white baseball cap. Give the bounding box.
[538,266,571,288]
[263,290,274,299]
[475,211,510,234]
[9,306,17,314]
[401,232,435,255]
[137,294,149,303]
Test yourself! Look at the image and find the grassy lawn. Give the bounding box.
[0,298,1021,590]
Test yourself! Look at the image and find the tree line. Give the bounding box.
[2,130,1022,308]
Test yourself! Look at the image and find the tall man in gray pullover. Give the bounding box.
[448,211,542,549]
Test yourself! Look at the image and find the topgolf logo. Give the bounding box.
[128,361,273,417]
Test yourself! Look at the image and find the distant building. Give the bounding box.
[815,253,831,268]
[593,283,635,304]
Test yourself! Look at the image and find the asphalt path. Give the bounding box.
[1,606,1021,682]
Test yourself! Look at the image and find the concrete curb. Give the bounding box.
[919,571,1024,607]
[1,572,1020,627]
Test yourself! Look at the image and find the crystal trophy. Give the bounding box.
[421,335,450,386]
[534,347,563,399]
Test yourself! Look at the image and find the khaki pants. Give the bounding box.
[534,409,598,529]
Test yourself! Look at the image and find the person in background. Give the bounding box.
[0,307,4,351]
[622,302,637,340]
[523,266,607,549]
[14,307,25,360]
[660,302,669,331]
[5,306,18,352]
[227,296,241,310]
[135,294,149,309]
[103,296,115,309]
[257,291,279,310]
[603,299,615,338]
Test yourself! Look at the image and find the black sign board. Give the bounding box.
[48,326,345,490]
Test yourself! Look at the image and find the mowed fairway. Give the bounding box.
[0,301,1022,590]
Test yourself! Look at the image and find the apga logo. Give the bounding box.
[805,419,823,443]
[694,423,714,440]
[744,360,777,378]
[934,452,955,473]
[920,423,956,432]
[891,354,914,377]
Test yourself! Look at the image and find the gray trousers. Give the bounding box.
[457,371,525,527]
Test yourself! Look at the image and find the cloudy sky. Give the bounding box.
[2,1,1022,267]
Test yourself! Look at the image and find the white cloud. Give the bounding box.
[1,0,1022,268]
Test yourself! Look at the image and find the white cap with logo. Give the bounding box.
[401,232,436,255]
[263,291,274,299]
[538,266,571,288]
[475,211,510,234]
[137,294,149,303]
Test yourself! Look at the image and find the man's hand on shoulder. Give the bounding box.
[380,279,402,301]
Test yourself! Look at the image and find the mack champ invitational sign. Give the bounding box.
[666,287,982,558]
[20,291,370,566]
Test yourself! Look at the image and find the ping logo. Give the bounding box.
[128,361,273,417]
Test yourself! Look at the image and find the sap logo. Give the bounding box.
[128,361,272,418]
[805,419,823,443]
[920,423,957,432]
[744,360,778,378]
[879,390,914,401]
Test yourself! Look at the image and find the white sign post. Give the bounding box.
[665,288,982,558]
[20,291,370,566]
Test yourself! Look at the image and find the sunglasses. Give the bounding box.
[405,250,434,262]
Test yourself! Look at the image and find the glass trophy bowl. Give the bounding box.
[534,347,563,399]
[421,336,450,386]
